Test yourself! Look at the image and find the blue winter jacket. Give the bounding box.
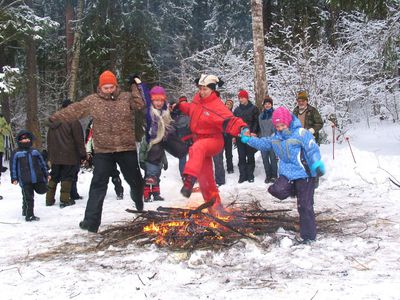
[247,116,321,180]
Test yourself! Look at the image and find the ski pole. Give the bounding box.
[332,124,335,160]
[345,137,356,164]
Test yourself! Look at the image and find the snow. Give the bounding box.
[1,120,400,299]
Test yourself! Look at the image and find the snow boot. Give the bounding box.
[151,184,164,201]
[26,215,40,222]
[180,174,197,198]
[59,181,75,208]
[46,179,57,206]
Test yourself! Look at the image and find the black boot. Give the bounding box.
[112,176,124,200]
[130,188,144,212]
[180,174,197,198]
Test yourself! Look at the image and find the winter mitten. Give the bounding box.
[311,160,325,177]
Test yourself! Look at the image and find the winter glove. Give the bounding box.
[308,128,315,134]
[163,161,168,171]
[240,127,250,144]
[311,160,325,177]
[127,73,142,85]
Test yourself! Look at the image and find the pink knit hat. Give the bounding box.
[150,86,166,101]
[272,107,292,128]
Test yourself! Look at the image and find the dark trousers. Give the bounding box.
[22,182,48,218]
[236,140,256,181]
[83,151,143,230]
[178,156,187,178]
[261,150,278,180]
[213,150,225,185]
[268,176,316,240]
[223,134,233,172]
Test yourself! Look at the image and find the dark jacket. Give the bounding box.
[293,104,323,143]
[47,120,86,165]
[11,130,49,187]
[233,101,260,134]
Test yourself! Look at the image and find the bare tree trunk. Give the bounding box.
[65,0,74,77]
[25,35,42,149]
[251,0,267,109]
[68,0,84,102]
[0,44,12,123]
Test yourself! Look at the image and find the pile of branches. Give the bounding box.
[97,200,298,251]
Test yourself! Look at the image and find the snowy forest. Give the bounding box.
[1,0,400,146]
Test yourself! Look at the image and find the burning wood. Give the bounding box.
[98,200,296,251]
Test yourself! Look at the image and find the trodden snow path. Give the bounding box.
[0,120,399,299]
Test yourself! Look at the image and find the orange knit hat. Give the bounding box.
[99,70,117,87]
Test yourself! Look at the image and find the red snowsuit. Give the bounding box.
[179,91,247,207]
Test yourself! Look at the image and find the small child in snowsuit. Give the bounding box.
[241,107,325,242]
[139,86,173,202]
[11,130,49,221]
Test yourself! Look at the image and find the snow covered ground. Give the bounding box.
[1,119,399,300]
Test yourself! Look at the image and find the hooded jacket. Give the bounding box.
[50,86,145,153]
[47,120,86,165]
[247,116,321,180]
[11,130,48,187]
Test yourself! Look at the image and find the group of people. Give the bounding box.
[6,70,325,243]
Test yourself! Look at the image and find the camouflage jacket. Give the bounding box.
[293,104,323,143]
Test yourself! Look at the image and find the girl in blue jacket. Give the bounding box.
[241,106,325,242]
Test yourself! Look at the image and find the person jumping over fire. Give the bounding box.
[176,74,248,215]
[240,106,325,243]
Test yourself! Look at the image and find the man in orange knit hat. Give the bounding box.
[49,70,145,233]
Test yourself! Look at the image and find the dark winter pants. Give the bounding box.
[261,149,278,180]
[83,151,143,231]
[22,182,48,218]
[268,176,317,240]
[213,150,225,185]
[236,140,256,181]
[223,134,233,172]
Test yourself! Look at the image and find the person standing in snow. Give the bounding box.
[139,86,173,202]
[293,90,323,145]
[46,99,86,208]
[49,70,145,233]
[241,107,325,242]
[11,130,49,221]
[233,90,259,183]
[258,96,278,183]
[177,74,248,214]
[223,99,235,174]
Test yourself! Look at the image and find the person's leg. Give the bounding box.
[178,156,187,178]
[246,146,256,182]
[295,177,317,241]
[224,135,233,173]
[261,150,270,183]
[23,184,39,221]
[181,137,223,197]
[59,165,76,207]
[268,176,294,200]
[70,164,82,200]
[213,150,225,186]
[110,164,124,199]
[197,156,221,207]
[236,140,247,183]
[115,151,144,211]
[269,150,278,180]
[81,153,114,232]
[46,164,61,206]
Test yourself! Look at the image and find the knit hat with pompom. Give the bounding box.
[272,107,293,128]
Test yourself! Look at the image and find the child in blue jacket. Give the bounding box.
[11,130,49,221]
[241,107,325,242]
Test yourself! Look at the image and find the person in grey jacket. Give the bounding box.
[258,97,277,183]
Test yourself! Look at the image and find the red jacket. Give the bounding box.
[179,92,247,137]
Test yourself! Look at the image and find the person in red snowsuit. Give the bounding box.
[178,74,248,214]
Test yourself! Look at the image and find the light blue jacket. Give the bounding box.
[247,116,321,180]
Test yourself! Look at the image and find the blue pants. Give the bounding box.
[268,176,316,240]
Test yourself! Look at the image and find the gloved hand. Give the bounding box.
[127,73,141,85]
[308,128,315,134]
[240,127,250,144]
[311,160,325,177]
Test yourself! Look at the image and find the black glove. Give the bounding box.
[127,73,141,85]
[163,161,168,171]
